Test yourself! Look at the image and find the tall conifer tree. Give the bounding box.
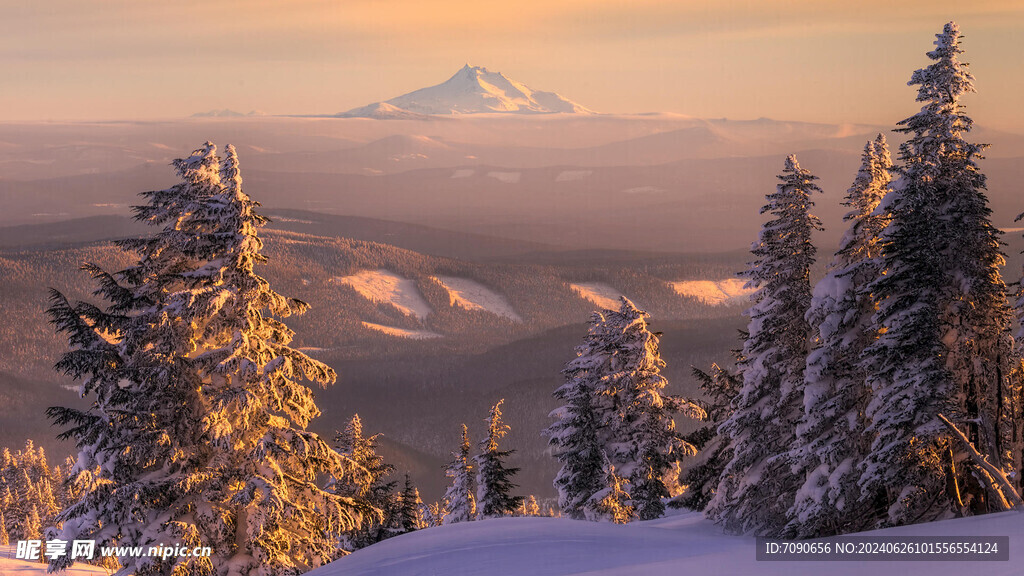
[860,22,1015,525]
[475,400,523,519]
[47,143,364,575]
[332,414,396,552]
[546,312,612,520]
[442,424,477,524]
[787,135,892,537]
[708,155,821,535]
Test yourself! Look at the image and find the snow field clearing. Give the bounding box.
[671,278,753,306]
[623,185,666,195]
[487,171,521,183]
[570,282,631,311]
[310,511,1024,576]
[335,270,432,319]
[450,168,475,178]
[361,321,441,340]
[432,276,522,322]
[555,170,592,181]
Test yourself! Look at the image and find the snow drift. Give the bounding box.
[309,511,1024,576]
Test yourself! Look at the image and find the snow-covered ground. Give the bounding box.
[570,282,632,311]
[335,270,432,319]
[0,544,108,575]
[671,279,753,306]
[433,276,522,322]
[0,558,110,575]
[361,321,441,340]
[309,511,1024,576]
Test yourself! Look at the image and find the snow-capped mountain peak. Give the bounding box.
[342,65,593,117]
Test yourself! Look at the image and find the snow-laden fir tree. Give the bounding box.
[0,440,66,541]
[332,414,397,551]
[442,424,476,524]
[674,363,741,511]
[47,143,365,575]
[475,400,523,519]
[707,155,822,535]
[545,311,613,520]
[23,505,41,541]
[859,23,1017,525]
[396,475,426,533]
[421,501,446,527]
[786,135,893,538]
[521,495,541,517]
[595,299,700,520]
[549,300,699,521]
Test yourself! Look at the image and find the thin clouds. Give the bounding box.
[1,0,1023,122]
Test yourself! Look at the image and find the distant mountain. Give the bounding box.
[191,109,266,118]
[343,65,594,117]
[336,102,435,120]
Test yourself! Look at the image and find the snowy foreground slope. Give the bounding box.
[0,555,107,575]
[310,511,1024,576]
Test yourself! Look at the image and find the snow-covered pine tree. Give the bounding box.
[522,495,541,517]
[396,475,425,533]
[0,485,11,540]
[442,424,477,524]
[707,155,822,536]
[422,501,445,527]
[23,505,40,541]
[0,440,67,541]
[598,299,701,520]
[860,22,1016,525]
[545,312,611,520]
[549,301,699,521]
[787,135,893,538]
[0,508,7,545]
[332,414,398,551]
[674,363,741,511]
[475,400,523,519]
[47,143,364,576]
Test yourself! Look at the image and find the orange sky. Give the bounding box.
[3,0,1024,128]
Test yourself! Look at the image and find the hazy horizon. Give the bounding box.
[4,2,1024,130]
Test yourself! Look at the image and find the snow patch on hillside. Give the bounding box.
[570,283,630,311]
[309,511,1024,576]
[450,169,475,178]
[623,186,666,195]
[487,171,520,183]
[361,321,441,340]
[671,279,753,306]
[335,270,432,319]
[555,170,592,182]
[433,276,522,321]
